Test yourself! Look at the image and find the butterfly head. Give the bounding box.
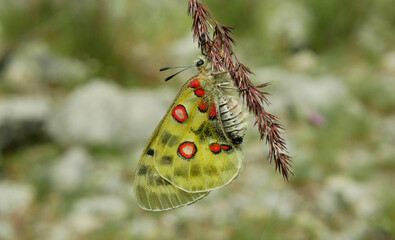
[161,56,212,81]
[195,56,212,73]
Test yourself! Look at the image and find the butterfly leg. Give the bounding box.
[211,71,228,76]
[217,83,238,90]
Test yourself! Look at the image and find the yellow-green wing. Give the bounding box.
[134,146,209,211]
[134,75,211,211]
[153,77,243,192]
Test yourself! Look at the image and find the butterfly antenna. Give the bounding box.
[160,65,191,71]
[161,65,194,81]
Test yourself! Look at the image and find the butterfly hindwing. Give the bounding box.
[153,75,243,192]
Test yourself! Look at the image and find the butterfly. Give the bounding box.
[134,57,247,211]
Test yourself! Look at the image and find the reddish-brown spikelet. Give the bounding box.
[188,0,293,180]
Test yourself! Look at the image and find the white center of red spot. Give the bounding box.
[175,109,184,118]
[178,142,197,159]
[183,145,193,155]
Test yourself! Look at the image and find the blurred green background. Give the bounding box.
[0,0,394,239]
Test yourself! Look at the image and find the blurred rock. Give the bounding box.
[66,214,98,236]
[48,80,125,146]
[0,96,49,122]
[0,96,50,151]
[313,176,377,240]
[44,224,72,240]
[0,181,34,216]
[121,89,172,144]
[89,162,124,194]
[3,41,89,91]
[48,80,173,146]
[337,148,371,172]
[256,68,349,116]
[51,147,92,192]
[0,220,15,240]
[67,195,127,235]
[318,176,376,217]
[74,196,127,218]
[130,218,157,239]
[246,187,298,219]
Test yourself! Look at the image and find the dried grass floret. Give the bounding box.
[188,0,293,180]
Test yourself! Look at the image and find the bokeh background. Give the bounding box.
[1,0,394,239]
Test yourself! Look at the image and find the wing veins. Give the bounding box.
[154,89,202,190]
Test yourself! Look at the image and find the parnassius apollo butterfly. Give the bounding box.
[134,57,247,211]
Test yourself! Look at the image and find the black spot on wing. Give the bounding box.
[204,165,219,176]
[156,177,172,186]
[191,122,215,141]
[191,165,202,176]
[168,135,179,147]
[175,168,188,177]
[191,122,205,136]
[231,137,243,145]
[161,132,179,147]
[148,174,172,186]
[138,165,148,175]
[203,127,214,139]
[161,132,172,144]
[147,148,154,156]
[161,155,173,165]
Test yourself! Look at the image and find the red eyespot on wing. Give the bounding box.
[198,100,208,113]
[209,103,217,119]
[194,89,205,97]
[189,79,200,88]
[172,105,188,123]
[220,145,231,151]
[178,142,197,160]
[209,143,221,154]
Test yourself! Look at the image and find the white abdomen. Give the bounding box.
[218,94,247,145]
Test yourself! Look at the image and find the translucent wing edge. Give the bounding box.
[136,187,210,212]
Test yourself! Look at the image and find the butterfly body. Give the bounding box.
[135,58,246,211]
[218,93,247,145]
